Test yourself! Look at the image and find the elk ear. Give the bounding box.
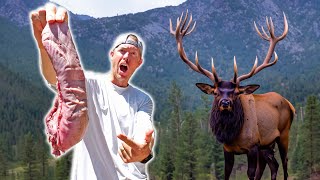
[239,84,260,95]
[195,83,215,94]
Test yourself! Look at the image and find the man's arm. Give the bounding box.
[30,3,89,157]
[117,95,155,163]
[30,3,68,85]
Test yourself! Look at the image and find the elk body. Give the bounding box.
[170,11,295,180]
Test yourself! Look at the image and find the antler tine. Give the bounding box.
[266,16,270,32]
[238,13,288,83]
[179,10,196,36]
[183,13,195,36]
[180,10,189,33]
[237,57,258,83]
[170,11,196,36]
[186,20,197,35]
[211,58,220,83]
[179,11,184,29]
[233,56,238,84]
[176,17,181,33]
[278,12,289,41]
[261,26,270,39]
[254,21,269,41]
[169,10,219,84]
[268,17,275,38]
[255,51,278,72]
[169,18,175,34]
[195,51,215,83]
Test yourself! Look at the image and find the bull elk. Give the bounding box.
[169,11,295,180]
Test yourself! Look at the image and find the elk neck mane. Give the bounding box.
[210,97,244,144]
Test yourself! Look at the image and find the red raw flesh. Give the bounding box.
[42,22,88,156]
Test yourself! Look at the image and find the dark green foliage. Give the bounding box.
[153,82,183,179]
[22,132,39,180]
[0,135,9,176]
[173,112,197,180]
[156,127,175,179]
[149,83,221,179]
[55,153,73,180]
[0,62,52,144]
[211,139,224,179]
[291,96,320,179]
[35,137,50,179]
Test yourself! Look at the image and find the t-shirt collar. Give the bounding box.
[110,82,130,94]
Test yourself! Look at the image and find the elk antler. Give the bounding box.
[170,10,221,84]
[235,12,288,85]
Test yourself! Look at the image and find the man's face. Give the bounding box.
[110,43,142,86]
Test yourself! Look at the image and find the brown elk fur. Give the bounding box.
[222,93,295,153]
[211,96,244,145]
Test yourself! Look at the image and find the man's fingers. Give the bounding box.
[30,11,41,29]
[56,7,68,23]
[144,129,154,143]
[122,143,132,157]
[38,8,47,28]
[30,11,43,46]
[118,148,126,162]
[117,134,137,148]
[118,146,130,163]
[46,3,57,23]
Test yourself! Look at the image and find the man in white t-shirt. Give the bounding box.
[30,3,155,179]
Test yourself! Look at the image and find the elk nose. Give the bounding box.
[221,99,230,107]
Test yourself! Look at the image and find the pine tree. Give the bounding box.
[173,112,197,180]
[194,130,216,180]
[55,152,72,180]
[193,95,217,179]
[0,146,8,177]
[211,138,224,179]
[155,82,185,179]
[195,93,224,179]
[0,135,9,176]
[22,132,39,180]
[289,104,301,173]
[294,95,320,179]
[35,136,50,179]
[158,128,175,180]
[168,82,184,140]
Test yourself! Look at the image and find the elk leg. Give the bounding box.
[224,148,234,180]
[261,147,279,180]
[255,149,267,180]
[247,145,258,180]
[266,150,279,180]
[277,137,289,180]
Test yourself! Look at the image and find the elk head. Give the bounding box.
[169,10,288,112]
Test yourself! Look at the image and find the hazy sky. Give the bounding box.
[50,0,186,18]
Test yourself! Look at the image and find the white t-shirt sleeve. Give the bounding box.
[133,94,154,144]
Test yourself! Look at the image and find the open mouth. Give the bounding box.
[220,106,231,112]
[119,64,128,73]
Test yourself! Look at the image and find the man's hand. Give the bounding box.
[117,129,154,163]
[30,3,68,85]
[30,3,68,49]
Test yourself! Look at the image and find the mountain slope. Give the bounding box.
[0,0,319,109]
[0,62,53,144]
